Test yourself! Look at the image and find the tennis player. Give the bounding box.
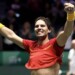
[66,40,75,75]
[0,2,75,75]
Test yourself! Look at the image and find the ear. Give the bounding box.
[48,30,51,33]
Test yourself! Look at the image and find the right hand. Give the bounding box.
[64,2,75,13]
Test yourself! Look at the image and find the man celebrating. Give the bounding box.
[0,2,75,75]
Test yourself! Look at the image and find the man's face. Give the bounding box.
[34,20,50,37]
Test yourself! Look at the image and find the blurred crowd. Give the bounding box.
[0,0,75,51]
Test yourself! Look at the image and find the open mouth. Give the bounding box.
[37,31,43,34]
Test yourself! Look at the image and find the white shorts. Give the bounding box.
[69,63,75,74]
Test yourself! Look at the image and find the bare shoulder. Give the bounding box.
[72,39,75,44]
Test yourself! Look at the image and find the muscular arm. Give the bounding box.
[56,3,74,46]
[0,26,24,49]
[57,21,74,46]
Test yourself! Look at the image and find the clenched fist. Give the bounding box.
[64,3,75,13]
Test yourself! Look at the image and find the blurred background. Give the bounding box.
[0,0,75,75]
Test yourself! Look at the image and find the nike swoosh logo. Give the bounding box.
[29,45,52,51]
[43,45,52,50]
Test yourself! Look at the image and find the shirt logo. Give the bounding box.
[43,45,52,50]
[29,45,52,52]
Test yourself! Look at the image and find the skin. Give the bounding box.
[31,63,60,75]
[34,19,51,45]
[0,3,74,75]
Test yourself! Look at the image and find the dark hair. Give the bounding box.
[35,17,52,30]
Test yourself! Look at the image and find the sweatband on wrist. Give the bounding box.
[0,23,4,29]
[67,12,75,21]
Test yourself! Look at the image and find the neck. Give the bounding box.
[37,36,49,45]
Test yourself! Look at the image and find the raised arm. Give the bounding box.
[56,3,75,46]
[0,23,24,49]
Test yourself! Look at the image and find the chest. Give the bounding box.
[29,44,56,58]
